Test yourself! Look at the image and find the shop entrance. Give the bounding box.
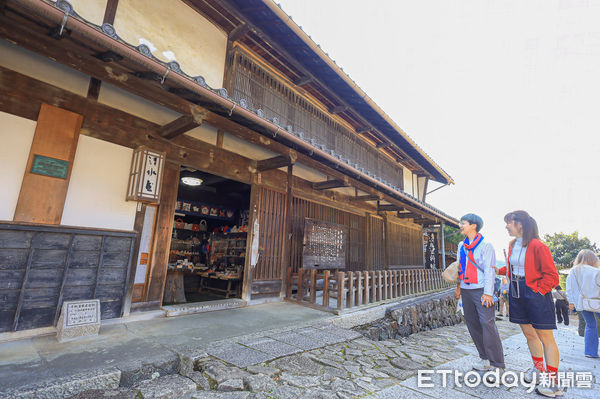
[163,167,250,305]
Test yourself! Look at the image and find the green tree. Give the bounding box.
[443,225,462,246]
[543,231,598,268]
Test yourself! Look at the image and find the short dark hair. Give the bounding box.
[460,213,484,232]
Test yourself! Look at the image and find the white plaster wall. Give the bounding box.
[403,166,414,195]
[417,176,427,201]
[0,39,90,97]
[61,135,137,231]
[0,112,35,221]
[223,132,278,160]
[114,0,227,88]
[69,0,108,25]
[292,162,327,182]
[98,83,181,125]
[185,124,219,146]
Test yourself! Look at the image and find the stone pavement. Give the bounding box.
[2,300,598,398]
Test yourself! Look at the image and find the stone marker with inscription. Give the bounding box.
[57,299,101,342]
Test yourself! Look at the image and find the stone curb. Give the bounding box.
[1,368,121,399]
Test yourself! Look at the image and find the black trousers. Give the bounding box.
[555,299,569,325]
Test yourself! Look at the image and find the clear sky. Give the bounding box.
[278,0,600,257]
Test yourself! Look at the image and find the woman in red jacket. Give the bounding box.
[496,210,560,397]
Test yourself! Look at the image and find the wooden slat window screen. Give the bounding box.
[254,187,287,281]
[387,220,423,267]
[289,197,365,273]
[367,215,385,270]
[230,50,403,189]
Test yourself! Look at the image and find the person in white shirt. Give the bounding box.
[566,249,600,358]
[454,213,505,373]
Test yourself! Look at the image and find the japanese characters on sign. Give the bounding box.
[142,153,160,196]
[425,231,439,269]
[126,146,165,203]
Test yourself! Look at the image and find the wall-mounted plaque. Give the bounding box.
[302,218,347,269]
[30,154,69,179]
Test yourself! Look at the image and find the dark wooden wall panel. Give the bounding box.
[0,224,136,332]
[387,220,423,267]
[367,215,385,270]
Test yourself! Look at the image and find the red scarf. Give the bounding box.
[459,234,483,284]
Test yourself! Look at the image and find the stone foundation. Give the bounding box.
[353,290,463,341]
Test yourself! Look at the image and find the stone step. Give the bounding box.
[134,374,198,399]
[1,368,121,399]
[163,299,246,317]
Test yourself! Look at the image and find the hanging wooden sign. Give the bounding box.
[126,146,165,203]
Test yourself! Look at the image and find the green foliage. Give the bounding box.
[543,231,598,268]
[443,225,462,246]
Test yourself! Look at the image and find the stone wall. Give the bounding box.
[354,290,463,341]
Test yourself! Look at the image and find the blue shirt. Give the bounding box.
[458,239,497,296]
[509,238,526,276]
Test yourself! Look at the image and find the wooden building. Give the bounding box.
[0,0,458,334]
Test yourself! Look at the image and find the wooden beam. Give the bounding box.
[294,75,313,86]
[103,0,119,24]
[254,155,295,172]
[158,115,201,139]
[378,204,402,212]
[397,212,418,219]
[356,126,372,134]
[349,194,379,202]
[329,105,348,115]
[312,179,348,190]
[229,23,250,41]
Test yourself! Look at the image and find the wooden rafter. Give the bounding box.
[312,179,348,190]
[329,105,348,115]
[229,23,250,41]
[348,194,379,202]
[254,155,295,172]
[355,126,372,134]
[158,115,201,139]
[294,75,313,86]
[396,212,418,219]
[378,204,402,212]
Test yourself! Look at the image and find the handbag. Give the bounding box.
[442,261,459,283]
[174,218,185,229]
[573,266,600,312]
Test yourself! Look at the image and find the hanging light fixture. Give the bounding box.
[181,176,203,186]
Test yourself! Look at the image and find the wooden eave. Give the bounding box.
[0,0,459,227]
[185,0,432,176]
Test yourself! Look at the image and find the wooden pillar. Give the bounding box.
[440,221,447,270]
[146,161,180,303]
[242,183,260,301]
[14,103,83,224]
[382,214,390,270]
[280,165,293,298]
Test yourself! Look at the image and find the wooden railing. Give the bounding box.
[286,267,452,312]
